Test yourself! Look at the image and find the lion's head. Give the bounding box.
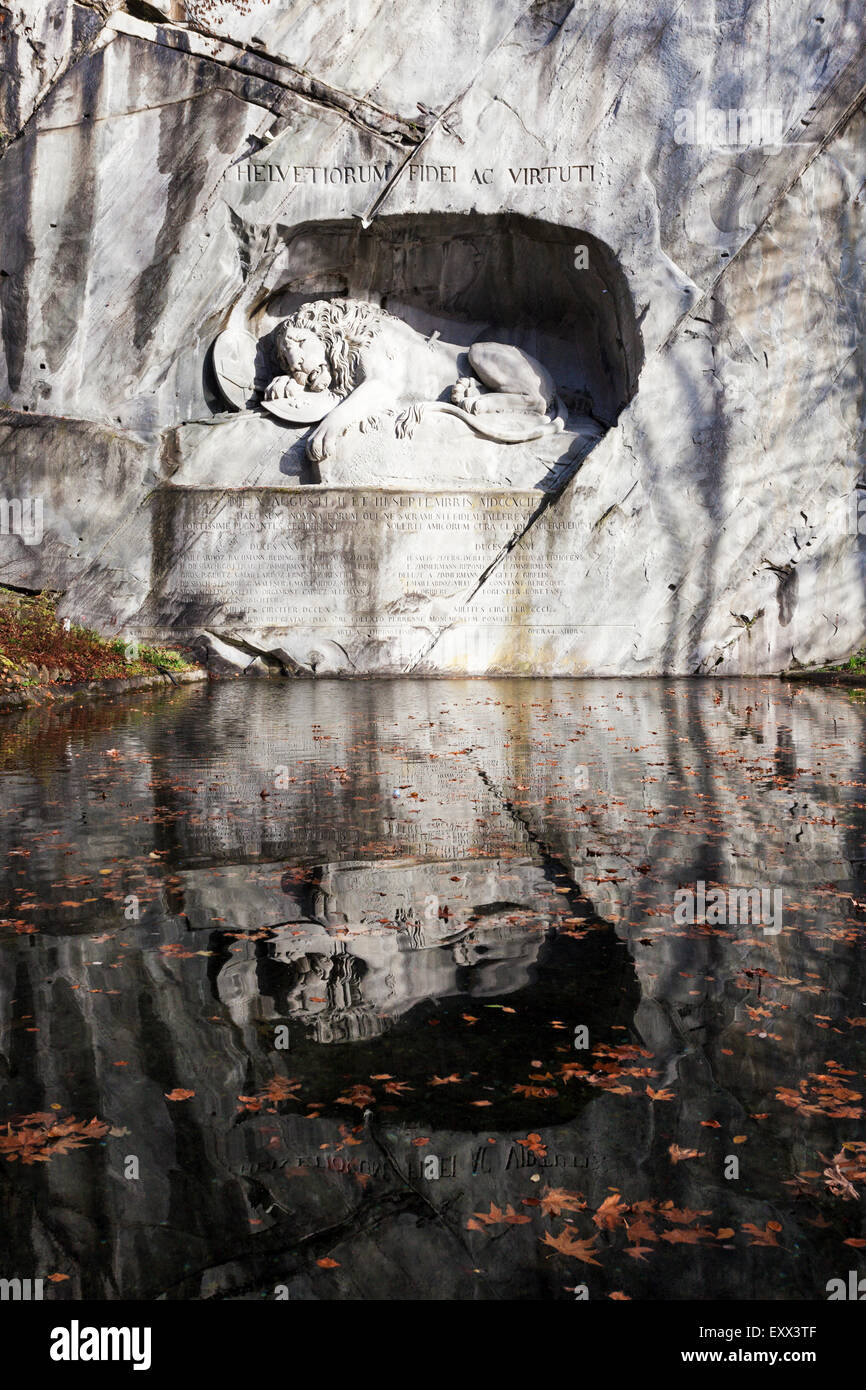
[274,299,395,399]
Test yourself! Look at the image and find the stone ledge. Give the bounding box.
[0,667,210,713]
[782,669,866,686]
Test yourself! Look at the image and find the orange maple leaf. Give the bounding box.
[662,1205,712,1225]
[646,1086,675,1101]
[594,1193,628,1230]
[516,1132,547,1156]
[742,1221,781,1246]
[472,1202,531,1227]
[336,1085,376,1109]
[626,1214,658,1244]
[540,1187,586,1217]
[540,1229,601,1264]
[668,1143,705,1163]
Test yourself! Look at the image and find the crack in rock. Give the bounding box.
[108,8,428,148]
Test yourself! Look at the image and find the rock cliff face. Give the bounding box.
[1,1,865,674]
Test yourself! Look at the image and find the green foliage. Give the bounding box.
[0,587,195,690]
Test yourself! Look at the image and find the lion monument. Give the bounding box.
[258,298,566,463]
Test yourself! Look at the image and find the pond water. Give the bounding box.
[1,677,865,1300]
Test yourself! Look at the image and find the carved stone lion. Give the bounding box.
[260,298,565,462]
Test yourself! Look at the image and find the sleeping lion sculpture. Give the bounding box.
[258,298,566,463]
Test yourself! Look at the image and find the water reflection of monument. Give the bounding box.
[209,856,587,1043]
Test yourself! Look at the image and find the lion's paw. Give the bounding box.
[451,376,480,408]
[307,421,339,462]
[264,375,291,401]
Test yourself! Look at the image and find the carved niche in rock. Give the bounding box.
[206,213,641,488]
[213,297,565,464]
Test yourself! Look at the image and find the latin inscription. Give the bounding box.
[224,161,597,188]
[150,488,581,634]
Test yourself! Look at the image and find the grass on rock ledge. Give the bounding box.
[0,588,193,692]
[791,648,866,679]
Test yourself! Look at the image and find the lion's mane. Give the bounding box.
[275,299,395,398]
